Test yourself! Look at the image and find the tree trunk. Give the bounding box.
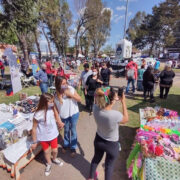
[93,40,98,58]
[75,24,81,60]
[94,47,97,58]
[42,26,52,58]
[17,33,29,64]
[75,33,79,59]
[149,41,155,56]
[34,30,41,62]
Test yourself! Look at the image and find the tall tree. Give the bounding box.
[79,34,90,57]
[34,29,42,61]
[102,44,115,56]
[131,0,180,56]
[85,0,111,57]
[40,0,72,56]
[126,11,146,41]
[74,0,98,59]
[41,24,53,58]
[0,0,39,63]
[74,0,87,59]
[59,0,72,56]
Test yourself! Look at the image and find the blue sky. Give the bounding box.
[40,0,165,51]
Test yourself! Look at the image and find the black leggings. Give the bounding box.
[143,86,154,100]
[87,95,94,112]
[89,134,119,180]
[160,86,170,98]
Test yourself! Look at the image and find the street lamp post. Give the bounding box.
[123,0,129,39]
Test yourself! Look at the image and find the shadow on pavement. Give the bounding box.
[113,126,137,180]
[34,138,90,179]
[57,146,90,179]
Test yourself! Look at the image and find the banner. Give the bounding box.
[116,39,132,60]
[4,48,22,94]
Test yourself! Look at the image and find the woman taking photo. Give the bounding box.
[85,66,103,114]
[88,87,128,180]
[159,62,175,99]
[54,76,81,157]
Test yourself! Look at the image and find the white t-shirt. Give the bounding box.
[80,70,92,88]
[54,86,79,119]
[76,60,81,66]
[34,109,59,142]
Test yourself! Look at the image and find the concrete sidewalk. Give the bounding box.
[0,77,135,180]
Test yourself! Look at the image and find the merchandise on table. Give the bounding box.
[143,107,179,121]
[127,107,180,180]
[15,96,39,114]
[0,96,39,150]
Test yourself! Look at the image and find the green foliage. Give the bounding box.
[85,0,111,57]
[0,0,40,62]
[0,26,18,44]
[102,44,115,55]
[40,0,72,56]
[128,0,180,55]
[0,0,39,34]
[127,11,146,41]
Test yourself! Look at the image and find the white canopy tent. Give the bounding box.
[78,53,85,58]
[101,54,108,58]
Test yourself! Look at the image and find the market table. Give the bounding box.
[0,96,42,180]
[0,142,42,180]
[127,107,180,180]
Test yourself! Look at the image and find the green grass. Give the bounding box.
[0,74,179,129]
[122,86,180,128]
[0,86,41,104]
[159,63,180,73]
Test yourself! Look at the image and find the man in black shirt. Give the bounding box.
[100,63,111,86]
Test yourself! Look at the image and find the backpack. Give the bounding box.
[127,68,135,79]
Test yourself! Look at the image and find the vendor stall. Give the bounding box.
[0,96,42,180]
[127,107,180,180]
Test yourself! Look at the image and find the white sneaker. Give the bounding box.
[45,164,51,176]
[52,158,64,167]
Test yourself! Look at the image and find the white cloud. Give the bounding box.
[116,6,126,11]
[113,15,124,23]
[114,14,119,18]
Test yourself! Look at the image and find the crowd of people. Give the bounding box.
[29,56,176,179]
[0,54,177,179]
[125,58,175,103]
[27,56,130,179]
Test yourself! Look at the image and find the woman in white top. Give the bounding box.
[31,93,64,176]
[54,76,81,157]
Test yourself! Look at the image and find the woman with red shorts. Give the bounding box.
[31,93,64,176]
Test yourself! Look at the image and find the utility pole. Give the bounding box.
[123,0,129,39]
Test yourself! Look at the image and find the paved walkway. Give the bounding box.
[0,77,132,180]
[1,74,179,180]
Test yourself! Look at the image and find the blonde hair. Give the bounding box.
[165,66,172,71]
[95,87,116,109]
